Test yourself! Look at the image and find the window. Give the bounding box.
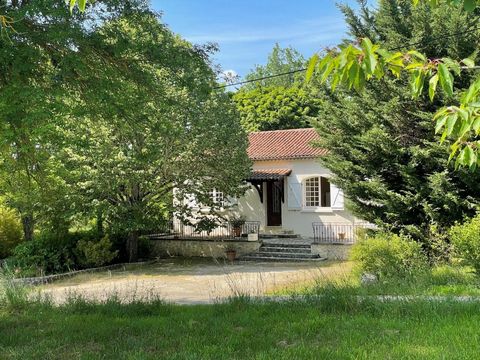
[304,177,331,207]
[209,188,225,206]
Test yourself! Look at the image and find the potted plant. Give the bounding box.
[247,229,258,242]
[338,232,346,241]
[229,215,246,237]
[225,247,237,262]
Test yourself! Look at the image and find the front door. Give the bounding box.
[267,180,283,226]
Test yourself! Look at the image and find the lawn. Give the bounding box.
[278,264,480,298]
[1,297,480,359]
[3,261,480,359]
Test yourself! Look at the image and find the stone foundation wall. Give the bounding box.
[150,239,260,259]
[311,243,352,260]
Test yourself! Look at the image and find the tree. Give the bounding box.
[0,1,251,261]
[56,11,251,261]
[233,44,318,132]
[311,0,480,244]
[243,43,306,89]
[233,86,320,132]
[307,0,480,168]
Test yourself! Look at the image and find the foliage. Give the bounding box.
[233,44,318,132]
[450,213,480,273]
[350,232,428,279]
[307,0,480,167]
[0,206,23,259]
[7,231,117,276]
[233,85,320,132]
[228,215,246,228]
[10,233,81,276]
[0,1,250,261]
[312,0,480,242]
[243,43,306,89]
[76,235,118,268]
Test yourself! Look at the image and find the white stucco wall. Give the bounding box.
[237,158,355,238]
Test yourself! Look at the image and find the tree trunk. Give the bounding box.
[127,231,139,263]
[21,214,34,241]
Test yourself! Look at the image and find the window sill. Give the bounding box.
[301,207,334,213]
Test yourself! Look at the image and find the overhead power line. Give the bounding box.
[215,25,480,90]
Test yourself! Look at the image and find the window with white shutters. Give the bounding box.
[303,176,331,208]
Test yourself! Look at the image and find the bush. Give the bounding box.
[450,214,480,273]
[0,207,23,259]
[10,233,80,276]
[77,235,118,268]
[350,232,428,280]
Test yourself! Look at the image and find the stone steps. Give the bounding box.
[240,242,325,262]
[259,233,301,239]
[240,255,325,262]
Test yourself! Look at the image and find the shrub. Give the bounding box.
[77,235,118,268]
[430,265,476,286]
[10,233,79,276]
[350,232,428,280]
[450,214,480,273]
[0,207,23,259]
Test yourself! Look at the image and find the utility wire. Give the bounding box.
[215,24,480,89]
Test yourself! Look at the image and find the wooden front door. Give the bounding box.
[267,180,283,226]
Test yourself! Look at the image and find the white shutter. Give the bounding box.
[330,183,344,210]
[287,178,302,210]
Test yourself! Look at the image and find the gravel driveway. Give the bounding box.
[38,259,351,305]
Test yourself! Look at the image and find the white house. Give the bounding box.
[176,128,359,240]
[237,128,355,238]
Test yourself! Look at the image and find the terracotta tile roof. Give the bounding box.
[247,169,292,181]
[247,128,327,161]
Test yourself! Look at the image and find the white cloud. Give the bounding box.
[184,17,347,45]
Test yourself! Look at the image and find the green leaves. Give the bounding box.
[437,63,454,98]
[463,0,478,11]
[412,0,480,12]
[361,38,378,77]
[69,0,88,13]
[305,54,319,83]
[429,74,439,101]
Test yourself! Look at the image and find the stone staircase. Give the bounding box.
[240,242,325,262]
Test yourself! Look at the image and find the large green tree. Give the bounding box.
[312,0,480,243]
[233,44,319,132]
[233,86,320,132]
[0,1,250,260]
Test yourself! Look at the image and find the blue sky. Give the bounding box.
[151,1,358,79]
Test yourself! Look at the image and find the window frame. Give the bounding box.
[208,188,225,207]
[302,176,331,210]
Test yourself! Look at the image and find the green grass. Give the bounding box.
[3,264,480,359]
[292,264,480,297]
[2,295,480,359]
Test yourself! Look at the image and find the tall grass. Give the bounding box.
[0,264,29,309]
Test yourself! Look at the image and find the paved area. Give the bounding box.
[37,259,350,305]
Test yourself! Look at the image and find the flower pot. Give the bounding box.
[338,232,346,240]
[232,227,242,237]
[226,250,236,262]
[247,233,258,241]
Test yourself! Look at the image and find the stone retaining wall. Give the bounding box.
[311,243,352,260]
[10,260,156,286]
[150,239,260,259]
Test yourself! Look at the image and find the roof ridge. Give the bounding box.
[249,128,316,135]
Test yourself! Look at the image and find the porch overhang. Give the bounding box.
[246,169,291,204]
[246,168,292,182]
